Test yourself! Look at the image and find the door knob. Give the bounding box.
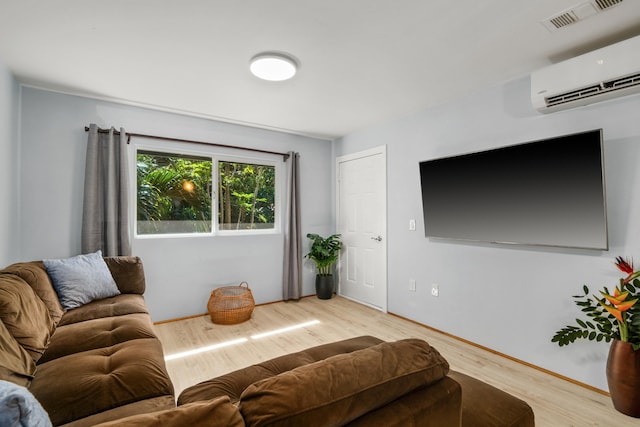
[371,236,382,242]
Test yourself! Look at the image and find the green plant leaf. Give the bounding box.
[553,264,640,348]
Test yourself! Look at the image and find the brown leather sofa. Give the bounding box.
[97,336,534,427]
[0,256,174,426]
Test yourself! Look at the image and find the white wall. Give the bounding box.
[335,77,640,392]
[18,87,334,321]
[0,60,19,267]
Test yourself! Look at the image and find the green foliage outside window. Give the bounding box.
[218,161,275,230]
[137,151,212,234]
[136,151,276,235]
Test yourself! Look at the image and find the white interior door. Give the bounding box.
[336,146,387,311]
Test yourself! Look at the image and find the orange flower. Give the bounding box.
[617,298,638,312]
[598,290,638,324]
[600,302,623,323]
[602,290,629,305]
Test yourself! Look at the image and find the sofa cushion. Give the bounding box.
[346,376,462,427]
[1,262,65,325]
[0,274,54,362]
[93,396,245,427]
[178,335,384,405]
[29,338,174,426]
[449,371,535,427]
[43,250,120,310]
[58,293,149,326]
[239,338,449,427]
[38,313,158,364]
[0,320,36,387]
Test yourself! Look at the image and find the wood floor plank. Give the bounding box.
[154,296,638,426]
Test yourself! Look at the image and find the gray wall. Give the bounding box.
[0,60,19,267]
[335,77,640,392]
[18,87,334,321]
[10,73,640,393]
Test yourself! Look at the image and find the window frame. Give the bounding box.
[130,139,282,239]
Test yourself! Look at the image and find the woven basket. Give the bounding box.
[207,282,255,325]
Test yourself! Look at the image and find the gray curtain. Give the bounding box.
[81,124,131,256]
[283,152,302,300]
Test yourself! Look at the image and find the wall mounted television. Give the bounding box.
[419,129,608,250]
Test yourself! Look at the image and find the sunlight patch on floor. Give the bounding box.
[164,319,321,361]
[165,338,248,361]
[251,320,321,339]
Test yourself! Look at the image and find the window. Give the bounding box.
[137,151,213,235]
[136,150,277,236]
[218,161,276,231]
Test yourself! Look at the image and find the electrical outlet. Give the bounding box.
[409,219,416,231]
[409,279,416,292]
[431,284,439,297]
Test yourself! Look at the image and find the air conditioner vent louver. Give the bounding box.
[545,72,640,107]
[593,0,623,11]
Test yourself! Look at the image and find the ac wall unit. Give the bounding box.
[531,35,640,113]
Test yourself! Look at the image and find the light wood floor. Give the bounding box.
[154,296,638,426]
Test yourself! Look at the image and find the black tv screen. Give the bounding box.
[419,129,608,250]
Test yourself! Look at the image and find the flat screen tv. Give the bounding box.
[419,129,608,250]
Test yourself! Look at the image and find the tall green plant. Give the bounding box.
[552,257,640,350]
[305,234,342,276]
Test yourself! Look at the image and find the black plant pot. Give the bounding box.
[315,275,334,300]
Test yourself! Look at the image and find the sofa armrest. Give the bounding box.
[104,256,146,295]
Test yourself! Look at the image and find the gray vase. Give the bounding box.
[315,275,334,299]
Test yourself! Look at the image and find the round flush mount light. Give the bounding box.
[250,52,298,81]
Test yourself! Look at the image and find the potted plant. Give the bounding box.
[552,256,640,417]
[305,233,342,299]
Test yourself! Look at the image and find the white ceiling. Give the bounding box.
[1,1,639,140]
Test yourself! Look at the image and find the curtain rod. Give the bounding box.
[84,126,290,160]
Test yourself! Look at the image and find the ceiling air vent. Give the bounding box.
[549,12,578,29]
[541,0,624,32]
[593,0,624,11]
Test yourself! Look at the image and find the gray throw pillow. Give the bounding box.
[43,250,120,310]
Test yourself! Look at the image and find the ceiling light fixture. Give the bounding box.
[250,52,298,81]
